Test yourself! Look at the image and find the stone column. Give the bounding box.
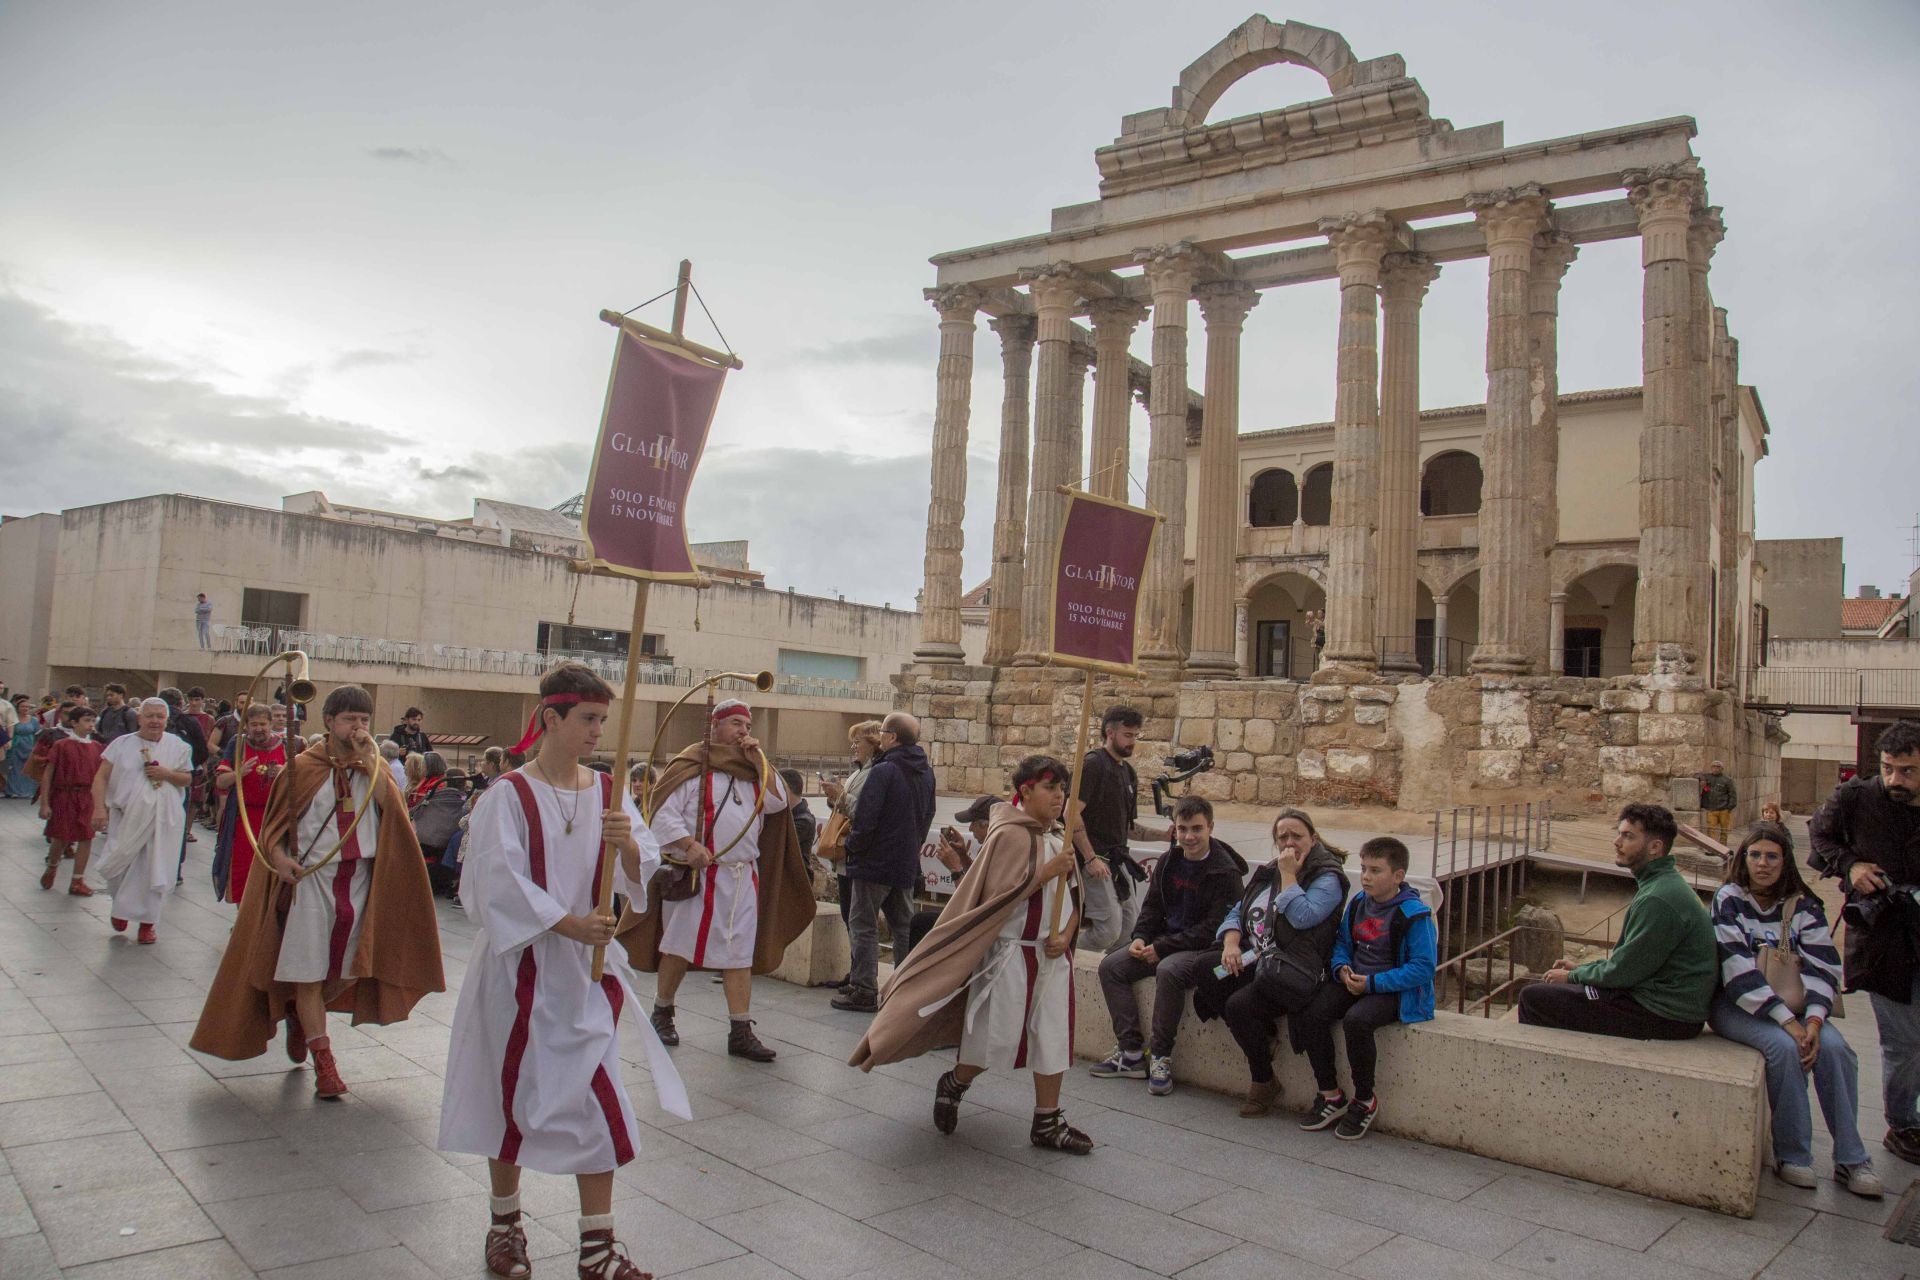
[1066,334,1096,488]
[1377,253,1438,675]
[1432,593,1450,676]
[1714,312,1741,688]
[1626,162,1708,673]
[1688,210,1726,682]
[1234,597,1251,675]
[1527,233,1577,671]
[1134,244,1198,667]
[912,285,981,665]
[1468,185,1551,675]
[1318,212,1395,670]
[1188,281,1260,675]
[1014,266,1083,665]
[1549,591,1567,675]
[1089,300,1148,500]
[983,313,1035,667]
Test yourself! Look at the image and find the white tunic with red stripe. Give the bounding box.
[275,764,383,984]
[651,770,789,971]
[956,839,1076,1076]
[438,769,690,1174]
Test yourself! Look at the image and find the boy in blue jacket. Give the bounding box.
[1295,836,1436,1140]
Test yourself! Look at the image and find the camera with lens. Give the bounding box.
[1843,883,1920,932]
[1151,745,1215,818]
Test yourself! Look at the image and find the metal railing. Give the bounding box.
[206,625,893,702]
[1374,635,1474,677]
[1436,923,1544,1017]
[1557,644,1635,679]
[1747,666,1920,711]
[1431,802,1552,965]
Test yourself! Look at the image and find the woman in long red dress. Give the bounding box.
[39,706,104,894]
[212,703,286,905]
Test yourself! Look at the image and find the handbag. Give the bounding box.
[817,809,851,864]
[1755,896,1846,1020]
[1253,947,1322,1007]
[651,862,701,903]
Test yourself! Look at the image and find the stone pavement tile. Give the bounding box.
[93,1061,230,1107]
[592,1194,750,1275]
[0,1087,132,1147]
[131,995,218,1024]
[1347,1233,1544,1280]
[1040,1140,1222,1213]
[945,1106,1074,1168]
[1038,1186,1238,1275]
[842,1248,973,1280]
[1178,1185,1393,1270]
[764,1045,867,1094]
[348,1072,451,1123]
[1784,1209,1920,1271]
[679,1110,832,1170]
[1042,1245,1181,1280]
[837,1072,984,1129]
[207,1184,400,1272]
[1304,1127,1507,1200]
[1174,1242,1350,1280]
[0,1229,61,1280]
[9,1129,162,1197]
[33,1181,222,1268]
[673,1254,805,1280]
[322,1142,481,1212]
[62,1237,257,1279]
[120,1092,280,1152]
[865,1194,1081,1276]
[397,1117,484,1163]
[619,1154,799,1221]
[0,1172,34,1237]
[63,1022,178,1047]
[0,1033,75,1066]
[800,1108,957,1171]
[710,1196,919,1280]
[0,1055,100,1103]
[71,1029,200,1074]
[457,1164,587,1218]
[1756,1163,1897,1226]
[29,989,149,1032]
[718,1076,866,1131]
[1495,1226,1729,1280]
[895,1146,1085,1218]
[329,1043,438,1086]
[1644,1217,1790,1278]
[272,1098,421,1155]
[1464,1172,1688,1250]
[161,1137,334,1204]
[221,1067,341,1114]
[1756,1242,1905,1279]
[756,1148,943,1220]
[259,1243,441,1280]
[377,1192,575,1278]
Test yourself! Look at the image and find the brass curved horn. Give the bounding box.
[640,670,777,830]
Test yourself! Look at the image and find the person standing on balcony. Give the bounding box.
[390,707,431,756]
[194,593,213,648]
[1699,761,1738,845]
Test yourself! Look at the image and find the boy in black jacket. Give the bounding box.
[1091,796,1246,1095]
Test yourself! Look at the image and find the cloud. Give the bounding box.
[329,344,427,372]
[366,145,453,166]
[792,322,933,366]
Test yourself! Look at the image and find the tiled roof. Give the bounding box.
[1842,597,1904,630]
[962,580,992,607]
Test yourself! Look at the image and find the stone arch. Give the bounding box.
[1436,561,1482,600]
[1173,18,1359,127]
[1248,467,1298,527]
[1420,450,1482,517]
[1561,563,1638,677]
[1552,546,1639,596]
[1417,555,1477,599]
[1300,462,1334,526]
[1245,569,1325,679]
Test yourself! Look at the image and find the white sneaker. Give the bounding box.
[1773,1161,1817,1189]
[1837,1163,1885,1199]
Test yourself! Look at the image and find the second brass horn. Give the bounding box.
[284,651,318,705]
[751,669,774,693]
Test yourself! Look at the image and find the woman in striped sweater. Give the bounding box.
[1711,820,1882,1197]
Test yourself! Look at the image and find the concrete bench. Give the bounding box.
[771,902,851,987]
[1074,954,1766,1216]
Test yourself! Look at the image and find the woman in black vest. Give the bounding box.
[1194,807,1349,1117]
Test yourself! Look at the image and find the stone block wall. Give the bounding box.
[897,665,1784,818]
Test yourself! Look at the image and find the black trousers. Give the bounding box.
[1220,971,1308,1084]
[1516,981,1702,1041]
[908,908,941,955]
[1296,982,1402,1100]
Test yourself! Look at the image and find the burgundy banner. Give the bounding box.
[580,331,728,581]
[1048,490,1159,673]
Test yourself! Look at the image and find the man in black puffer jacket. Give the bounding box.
[1091,795,1247,1095]
[833,713,936,1013]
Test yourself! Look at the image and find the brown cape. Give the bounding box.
[849,803,1078,1070]
[616,741,814,976]
[189,746,446,1060]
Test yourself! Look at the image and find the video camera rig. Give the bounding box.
[1151,745,1214,818]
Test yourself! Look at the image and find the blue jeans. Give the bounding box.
[1710,992,1867,1167]
[1870,971,1920,1131]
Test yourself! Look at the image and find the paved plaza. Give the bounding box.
[1,801,1917,1280]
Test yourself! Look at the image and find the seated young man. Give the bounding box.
[1295,836,1436,1141]
[1090,795,1247,1096]
[1517,803,1715,1041]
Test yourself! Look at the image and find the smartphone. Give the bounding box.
[941,825,961,845]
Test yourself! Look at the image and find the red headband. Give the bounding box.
[508,692,612,754]
[712,701,751,723]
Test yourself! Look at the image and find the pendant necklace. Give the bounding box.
[541,761,583,834]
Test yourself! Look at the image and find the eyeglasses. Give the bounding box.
[1744,850,1786,864]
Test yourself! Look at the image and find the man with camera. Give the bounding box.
[1073,705,1173,953]
[1811,719,1920,1164]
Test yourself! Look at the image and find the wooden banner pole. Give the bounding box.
[1049,667,1096,943]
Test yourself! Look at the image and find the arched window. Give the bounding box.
[1300,463,1333,526]
[1247,469,1298,527]
[1420,451,1482,517]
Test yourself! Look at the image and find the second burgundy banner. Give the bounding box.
[1046,489,1160,674]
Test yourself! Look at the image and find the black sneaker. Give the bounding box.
[1299,1092,1347,1131]
[649,1005,679,1047]
[1884,1127,1920,1165]
[831,990,878,1013]
[1335,1097,1378,1141]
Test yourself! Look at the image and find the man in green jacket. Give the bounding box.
[1518,803,1715,1040]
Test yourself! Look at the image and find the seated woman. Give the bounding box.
[1194,807,1349,1117]
[1710,821,1881,1198]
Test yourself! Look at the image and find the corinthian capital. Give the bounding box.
[1018,262,1083,315]
[1468,183,1551,249]
[1624,160,1704,225]
[926,285,983,321]
[1318,211,1396,282]
[1688,207,1726,265]
[1132,242,1201,297]
[1087,296,1149,336]
[1194,280,1260,331]
[987,312,1036,354]
[1380,252,1440,305]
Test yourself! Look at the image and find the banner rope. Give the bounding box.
[620,285,679,317]
[687,280,737,361]
[1063,463,1151,504]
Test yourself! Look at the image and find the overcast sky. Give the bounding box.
[4,1,1915,609]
